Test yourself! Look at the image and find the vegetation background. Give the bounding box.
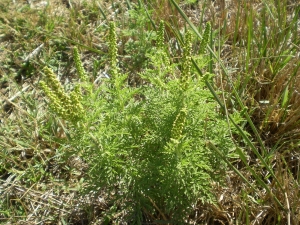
[0,0,299,224]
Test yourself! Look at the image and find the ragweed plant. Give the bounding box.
[38,18,236,224]
[74,25,236,223]
[41,19,234,224]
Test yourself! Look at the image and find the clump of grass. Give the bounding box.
[210,0,300,150]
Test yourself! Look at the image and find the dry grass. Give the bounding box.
[210,0,300,148]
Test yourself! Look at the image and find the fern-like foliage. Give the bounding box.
[41,22,236,224]
[77,27,234,223]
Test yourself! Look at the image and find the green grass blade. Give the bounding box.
[97,2,107,20]
[192,54,285,194]
[50,35,104,54]
[206,141,256,191]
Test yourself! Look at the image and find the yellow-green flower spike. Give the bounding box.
[73,47,87,82]
[108,22,118,79]
[70,85,84,121]
[157,20,170,68]
[181,31,192,90]
[157,20,165,49]
[43,67,70,105]
[40,80,65,118]
[40,67,84,123]
[171,106,187,141]
[199,22,211,55]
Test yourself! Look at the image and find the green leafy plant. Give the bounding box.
[121,6,157,74]
[38,21,238,223]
